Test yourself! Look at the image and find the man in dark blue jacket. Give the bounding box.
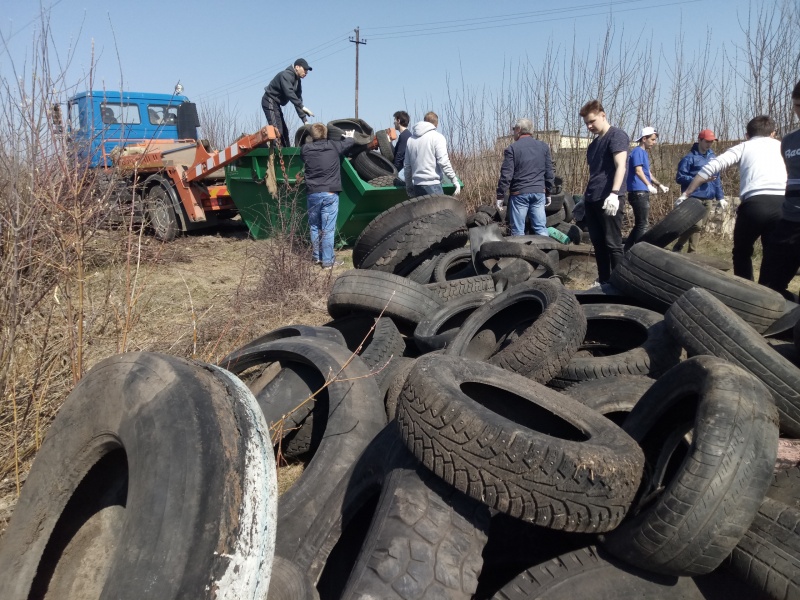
[262,58,314,147]
[393,110,411,181]
[496,118,554,236]
[300,123,354,268]
[672,129,726,253]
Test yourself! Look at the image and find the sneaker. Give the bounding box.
[321,260,345,270]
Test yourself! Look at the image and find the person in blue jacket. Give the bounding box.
[624,126,670,250]
[672,129,726,253]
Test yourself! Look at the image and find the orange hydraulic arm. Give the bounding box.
[184,125,279,183]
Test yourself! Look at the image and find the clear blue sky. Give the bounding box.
[0,0,770,135]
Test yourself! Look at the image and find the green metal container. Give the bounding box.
[225,146,458,244]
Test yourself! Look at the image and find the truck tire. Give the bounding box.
[602,356,779,576]
[638,198,707,248]
[396,354,644,532]
[351,150,397,181]
[354,195,466,266]
[665,287,800,437]
[549,304,682,389]
[609,242,785,333]
[727,497,800,600]
[445,279,587,384]
[328,270,444,327]
[145,183,179,241]
[0,353,277,600]
[339,464,490,600]
[376,129,395,162]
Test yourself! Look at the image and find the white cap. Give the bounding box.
[638,126,658,141]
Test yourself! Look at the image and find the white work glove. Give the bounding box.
[601,193,619,216]
[675,194,687,207]
[719,197,729,210]
[301,106,314,117]
[453,181,461,196]
[342,129,355,138]
[647,184,658,194]
[496,198,504,210]
[659,184,669,193]
[545,196,552,207]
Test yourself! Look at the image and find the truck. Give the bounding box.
[65,89,280,241]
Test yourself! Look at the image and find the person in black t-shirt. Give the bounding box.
[579,99,630,284]
[393,110,411,181]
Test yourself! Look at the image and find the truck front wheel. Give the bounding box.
[145,185,179,241]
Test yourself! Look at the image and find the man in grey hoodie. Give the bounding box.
[404,111,461,198]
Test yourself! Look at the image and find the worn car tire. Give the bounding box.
[351,150,397,181]
[638,197,707,248]
[562,375,654,426]
[424,274,496,303]
[602,356,780,576]
[549,303,682,388]
[329,270,444,327]
[665,287,800,437]
[414,292,495,353]
[445,279,587,384]
[610,242,785,333]
[477,241,559,279]
[433,246,477,282]
[376,129,394,162]
[397,354,644,532]
[727,498,800,600]
[0,353,277,600]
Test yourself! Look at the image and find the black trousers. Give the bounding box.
[732,194,784,281]
[624,191,650,251]
[760,217,800,299]
[585,197,626,283]
[261,93,290,147]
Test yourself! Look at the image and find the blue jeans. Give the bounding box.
[307,192,338,266]
[408,183,444,198]
[509,193,547,236]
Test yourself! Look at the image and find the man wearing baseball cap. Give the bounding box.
[624,126,670,250]
[262,58,314,146]
[678,116,786,281]
[672,129,725,253]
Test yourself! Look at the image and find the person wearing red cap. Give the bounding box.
[262,59,314,146]
[678,116,787,281]
[672,129,725,253]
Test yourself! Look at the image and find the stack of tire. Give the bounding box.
[4,204,800,599]
[296,118,401,188]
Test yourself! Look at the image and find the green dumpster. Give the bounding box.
[225,146,459,244]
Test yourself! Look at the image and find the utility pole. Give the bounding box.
[349,27,367,118]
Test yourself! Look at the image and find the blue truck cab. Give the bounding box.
[67,90,190,168]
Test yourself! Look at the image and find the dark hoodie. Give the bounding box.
[675,143,724,200]
[264,66,305,119]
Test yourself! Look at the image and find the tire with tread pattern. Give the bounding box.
[602,355,780,576]
[414,292,495,353]
[610,242,785,333]
[665,287,800,437]
[425,275,496,303]
[375,129,394,162]
[638,197,708,248]
[396,354,644,532]
[145,184,179,242]
[562,375,654,425]
[351,150,397,181]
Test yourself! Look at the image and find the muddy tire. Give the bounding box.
[0,353,277,600]
[610,242,785,333]
[602,356,780,576]
[396,354,644,532]
[665,287,800,437]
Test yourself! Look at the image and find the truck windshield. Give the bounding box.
[101,103,141,125]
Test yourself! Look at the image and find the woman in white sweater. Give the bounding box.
[678,115,787,281]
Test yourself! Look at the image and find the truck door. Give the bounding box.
[98,102,142,166]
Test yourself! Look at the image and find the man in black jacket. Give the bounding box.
[262,58,314,146]
[393,110,411,180]
[496,118,554,236]
[300,123,355,268]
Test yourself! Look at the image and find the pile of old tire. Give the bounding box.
[324,117,399,185]
[5,225,800,597]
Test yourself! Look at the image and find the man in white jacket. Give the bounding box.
[404,111,461,198]
[678,115,787,281]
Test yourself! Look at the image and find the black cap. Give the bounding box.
[294,58,312,72]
